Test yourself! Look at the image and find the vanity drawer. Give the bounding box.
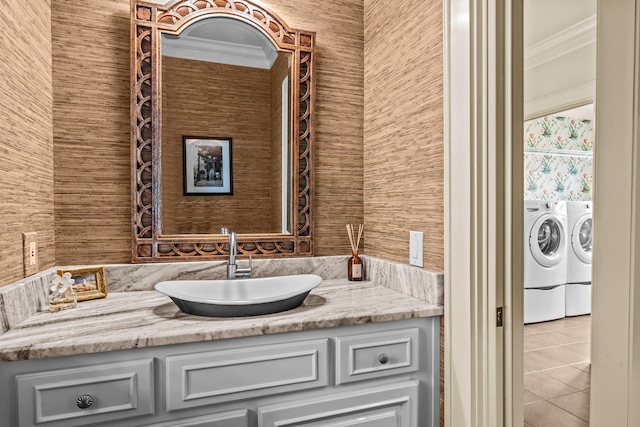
[15,359,154,427]
[165,339,329,411]
[335,328,420,384]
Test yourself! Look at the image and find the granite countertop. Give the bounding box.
[0,279,442,362]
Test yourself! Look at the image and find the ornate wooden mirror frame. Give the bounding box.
[131,0,315,262]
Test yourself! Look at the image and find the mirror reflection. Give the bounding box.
[160,17,292,235]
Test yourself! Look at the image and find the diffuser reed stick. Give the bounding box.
[345,223,364,253]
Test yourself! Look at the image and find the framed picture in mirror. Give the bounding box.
[183,136,233,195]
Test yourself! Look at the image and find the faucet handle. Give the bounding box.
[220,227,229,235]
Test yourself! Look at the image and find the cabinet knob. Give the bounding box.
[76,394,93,409]
[378,353,390,365]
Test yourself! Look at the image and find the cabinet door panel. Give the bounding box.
[258,381,420,427]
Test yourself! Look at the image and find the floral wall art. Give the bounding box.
[524,115,594,201]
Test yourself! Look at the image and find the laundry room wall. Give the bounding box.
[524,115,593,201]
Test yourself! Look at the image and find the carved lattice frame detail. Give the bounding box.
[131,0,315,261]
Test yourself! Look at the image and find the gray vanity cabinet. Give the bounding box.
[0,317,439,427]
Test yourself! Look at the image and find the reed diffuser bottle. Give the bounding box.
[346,224,364,281]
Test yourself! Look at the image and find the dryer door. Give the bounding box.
[530,214,566,267]
[572,214,592,264]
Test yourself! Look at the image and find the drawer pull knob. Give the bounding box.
[378,353,390,365]
[76,395,94,409]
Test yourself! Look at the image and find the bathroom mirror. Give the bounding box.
[160,18,293,235]
[131,0,315,261]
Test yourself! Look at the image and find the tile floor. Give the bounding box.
[524,315,591,427]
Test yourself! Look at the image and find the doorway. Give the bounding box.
[522,2,596,424]
[522,108,594,427]
[523,105,594,427]
[444,0,640,426]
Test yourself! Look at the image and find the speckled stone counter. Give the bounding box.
[0,256,444,362]
[0,278,442,362]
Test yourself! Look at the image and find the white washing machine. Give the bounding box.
[565,201,592,316]
[524,200,568,323]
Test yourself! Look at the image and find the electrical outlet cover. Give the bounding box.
[22,232,38,277]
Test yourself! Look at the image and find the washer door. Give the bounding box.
[572,214,592,264]
[530,214,566,267]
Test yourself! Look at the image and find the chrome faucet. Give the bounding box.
[220,228,252,279]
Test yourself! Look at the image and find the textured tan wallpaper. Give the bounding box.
[161,57,274,234]
[364,3,445,424]
[52,0,364,263]
[13,0,441,271]
[363,0,444,272]
[52,0,131,265]
[0,0,55,287]
[265,0,365,254]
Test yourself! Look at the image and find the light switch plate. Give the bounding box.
[23,232,38,277]
[409,231,424,267]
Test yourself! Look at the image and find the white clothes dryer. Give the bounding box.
[565,201,592,316]
[566,201,592,283]
[524,200,568,323]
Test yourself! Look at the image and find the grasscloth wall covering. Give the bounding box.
[268,0,366,254]
[52,0,131,265]
[363,2,444,425]
[0,0,54,287]
[5,0,445,274]
[363,0,444,273]
[52,0,363,264]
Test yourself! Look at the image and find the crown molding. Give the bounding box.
[525,15,596,71]
[162,36,277,69]
[525,80,595,120]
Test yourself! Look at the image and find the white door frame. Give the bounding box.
[446,0,640,426]
[444,0,523,426]
[590,1,640,425]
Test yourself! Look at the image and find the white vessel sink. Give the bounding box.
[155,274,323,317]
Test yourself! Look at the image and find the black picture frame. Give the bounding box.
[182,136,233,196]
